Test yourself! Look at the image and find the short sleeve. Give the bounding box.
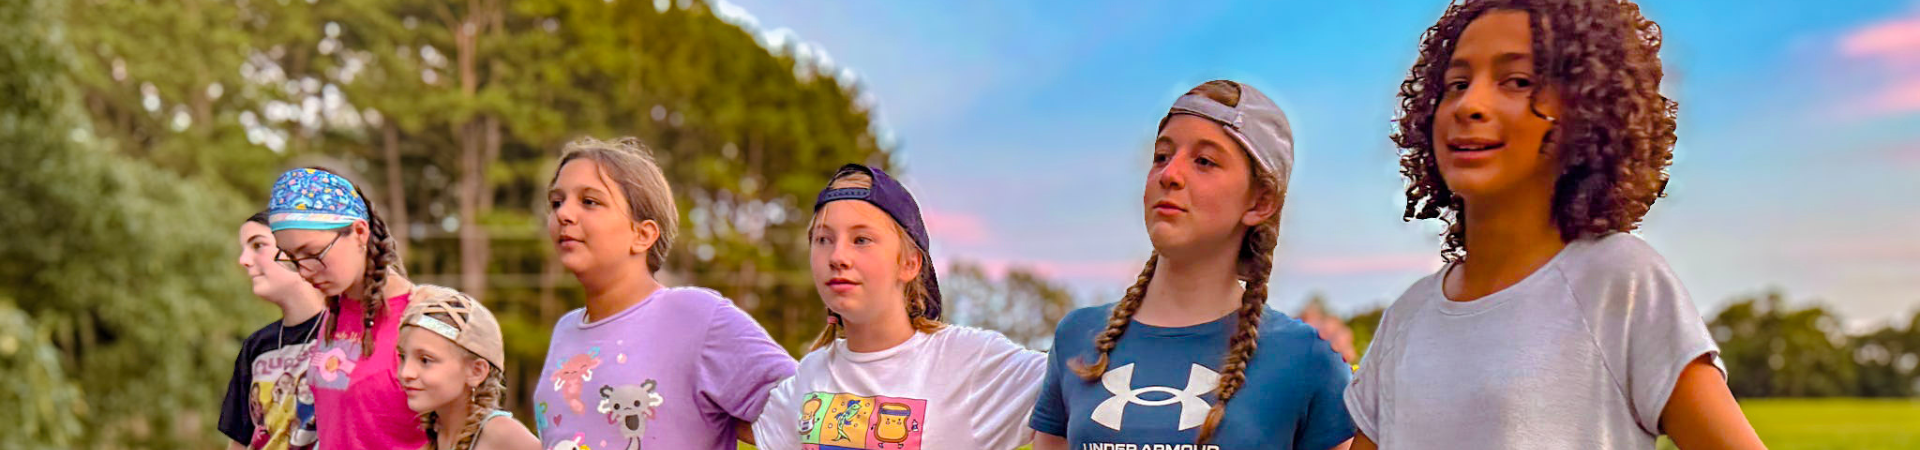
[1028,318,1076,437]
[965,330,1049,449]
[218,332,260,444]
[1571,234,1723,435]
[1295,338,1356,450]
[1343,307,1394,442]
[696,299,799,421]
[749,375,800,450]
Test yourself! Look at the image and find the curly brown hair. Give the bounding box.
[1394,0,1678,261]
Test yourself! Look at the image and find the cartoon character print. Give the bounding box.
[597,380,663,450]
[803,393,926,450]
[548,433,590,450]
[550,352,602,414]
[288,375,318,448]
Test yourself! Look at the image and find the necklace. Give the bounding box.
[279,310,328,348]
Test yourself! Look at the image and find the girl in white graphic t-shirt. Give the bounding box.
[749,164,1048,450]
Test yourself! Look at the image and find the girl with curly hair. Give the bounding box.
[1344,1,1764,448]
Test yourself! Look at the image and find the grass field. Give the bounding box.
[1659,398,1920,450]
[741,398,1919,450]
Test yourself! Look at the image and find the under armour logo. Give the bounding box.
[1090,363,1219,431]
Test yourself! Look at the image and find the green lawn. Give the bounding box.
[1662,398,1920,450]
[743,398,1919,450]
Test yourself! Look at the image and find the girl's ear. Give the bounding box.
[466,357,490,390]
[629,219,660,256]
[1240,187,1281,227]
[352,219,373,247]
[897,247,922,285]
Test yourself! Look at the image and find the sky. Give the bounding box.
[715,0,1920,330]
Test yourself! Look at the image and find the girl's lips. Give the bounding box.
[1151,201,1186,216]
[826,278,859,294]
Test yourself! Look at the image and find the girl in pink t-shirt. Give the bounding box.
[267,167,440,449]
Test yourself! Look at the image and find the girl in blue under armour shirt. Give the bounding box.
[1028,80,1353,450]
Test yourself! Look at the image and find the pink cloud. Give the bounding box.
[1285,253,1442,276]
[922,208,992,246]
[1838,9,1920,115]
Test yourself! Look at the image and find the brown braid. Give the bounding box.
[307,167,404,358]
[1078,80,1287,444]
[419,361,507,450]
[1069,254,1157,381]
[1196,177,1282,445]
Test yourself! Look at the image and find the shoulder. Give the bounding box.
[657,286,733,310]
[1058,303,1118,333]
[1556,232,1687,306]
[1256,310,1344,363]
[473,414,541,450]
[1556,232,1676,283]
[929,325,1027,355]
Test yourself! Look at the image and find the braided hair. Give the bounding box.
[1069,81,1285,445]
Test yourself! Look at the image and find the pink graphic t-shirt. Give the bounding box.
[308,293,428,449]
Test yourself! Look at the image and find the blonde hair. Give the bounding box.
[549,137,680,273]
[409,321,506,450]
[807,168,944,352]
[1070,80,1284,445]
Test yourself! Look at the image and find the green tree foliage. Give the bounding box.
[943,261,1078,351]
[3,0,258,447]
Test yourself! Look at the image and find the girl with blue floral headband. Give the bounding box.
[266,167,435,449]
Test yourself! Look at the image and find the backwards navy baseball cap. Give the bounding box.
[812,163,942,320]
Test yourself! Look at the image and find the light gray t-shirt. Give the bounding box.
[1345,233,1723,449]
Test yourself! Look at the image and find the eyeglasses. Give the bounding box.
[275,232,345,274]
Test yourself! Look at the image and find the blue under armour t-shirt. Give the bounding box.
[1031,303,1354,450]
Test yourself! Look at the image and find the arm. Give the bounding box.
[1030,431,1067,450]
[734,419,756,445]
[227,441,247,450]
[1659,356,1765,450]
[1350,432,1378,450]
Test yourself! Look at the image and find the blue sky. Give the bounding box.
[718,0,1920,329]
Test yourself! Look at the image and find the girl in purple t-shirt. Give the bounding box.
[533,137,796,450]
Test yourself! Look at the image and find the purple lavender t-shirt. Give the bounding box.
[533,286,796,450]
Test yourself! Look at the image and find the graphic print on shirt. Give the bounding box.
[307,338,360,391]
[247,341,319,450]
[550,349,603,414]
[597,379,663,450]
[547,433,587,450]
[1092,363,1219,432]
[797,392,926,450]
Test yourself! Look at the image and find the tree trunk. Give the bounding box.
[383,124,409,257]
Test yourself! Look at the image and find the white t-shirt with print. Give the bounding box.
[752,326,1048,450]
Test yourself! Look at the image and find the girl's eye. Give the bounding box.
[853,236,874,245]
[1503,76,1534,90]
[1446,80,1468,92]
[549,199,563,209]
[812,235,831,246]
[1196,157,1216,168]
[582,198,600,207]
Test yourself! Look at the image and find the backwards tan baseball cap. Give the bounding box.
[401,284,506,369]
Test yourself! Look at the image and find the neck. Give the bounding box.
[841,298,916,353]
[344,269,413,303]
[273,290,327,326]
[432,397,474,450]
[1453,189,1566,301]
[580,261,662,322]
[1138,245,1245,328]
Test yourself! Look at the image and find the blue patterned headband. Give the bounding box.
[267,168,370,231]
